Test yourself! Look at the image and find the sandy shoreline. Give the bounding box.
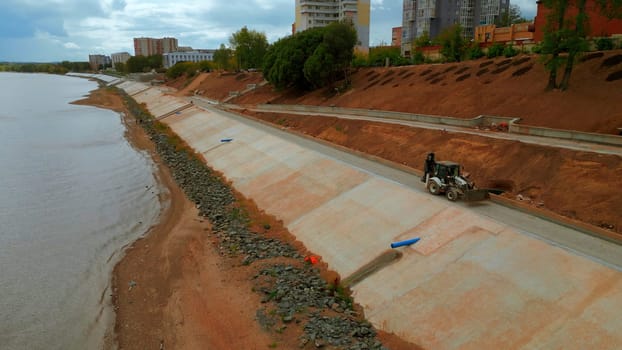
[74,84,417,350]
[75,87,282,349]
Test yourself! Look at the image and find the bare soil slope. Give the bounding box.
[173,71,266,100]
[164,52,622,235]
[230,51,622,134]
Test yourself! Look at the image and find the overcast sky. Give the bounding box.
[0,0,538,62]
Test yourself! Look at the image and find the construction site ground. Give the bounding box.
[170,50,622,238]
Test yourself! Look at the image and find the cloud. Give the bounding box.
[372,0,385,10]
[63,42,80,49]
[1,0,398,62]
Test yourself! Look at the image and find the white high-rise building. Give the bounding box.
[294,0,370,52]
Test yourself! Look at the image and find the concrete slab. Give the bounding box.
[118,81,148,96]
[133,88,188,118]
[151,96,622,349]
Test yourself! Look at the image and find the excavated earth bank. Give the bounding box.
[171,51,622,237]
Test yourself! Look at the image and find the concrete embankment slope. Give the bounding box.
[119,81,622,349]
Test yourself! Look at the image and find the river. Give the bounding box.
[0,73,162,349]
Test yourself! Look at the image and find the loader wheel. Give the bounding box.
[446,188,459,201]
[428,181,441,195]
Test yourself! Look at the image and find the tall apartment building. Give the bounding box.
[133,37,179,56]
[294,0,370,52]
[88,54,111,70]
[401,0,509,56]
[110,52,131,69]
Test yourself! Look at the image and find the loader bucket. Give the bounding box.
[463,189,490,201]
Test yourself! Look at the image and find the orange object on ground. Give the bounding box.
[304,256,319,265]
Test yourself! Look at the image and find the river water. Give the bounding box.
[0,73,162,349]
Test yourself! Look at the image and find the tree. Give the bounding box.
[213,44,233,70]
[540,0,570,90]
[126,54,162,73]
[559,0,589,90]
[495,4,529,26]
[413,31,432,49]
[230,26,269,70]
[263,27,325,90]
[114,62,126,73]
[304,21,357,88]
[367,46,406,66]
[437,24,465,62]
[540,0,622,90]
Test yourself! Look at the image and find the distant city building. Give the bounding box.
[110,52,131,69]
[294,0,370,52]
[392,26,402,47]
[401,0,509,56]
[133,37,179,56]
[163,50,216,68]
[88,54,111,70]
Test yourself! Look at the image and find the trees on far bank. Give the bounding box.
[125,54,163,73]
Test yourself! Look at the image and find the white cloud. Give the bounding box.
[2,0,400,61]
[63,42,79,49]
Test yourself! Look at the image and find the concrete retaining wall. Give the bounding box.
[256,104,622,146]
[119,83,622,349]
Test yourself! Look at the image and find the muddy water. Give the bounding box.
[0,73,162,349]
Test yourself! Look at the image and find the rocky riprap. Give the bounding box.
[122,91,389,349]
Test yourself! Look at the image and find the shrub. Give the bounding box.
[503,45,519,58]
[487,43,505,58]
[531,44,542,54]
[467,44,485,60]
[412,50,425,65]
[595,37,615,51]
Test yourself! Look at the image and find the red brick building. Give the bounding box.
[533,0,622,42]
[392,27,402,47]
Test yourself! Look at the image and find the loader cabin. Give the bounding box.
[433,161,461,179]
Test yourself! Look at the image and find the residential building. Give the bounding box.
[163,50,216,68]
[533,0,622,42]
[392,26,403,47]
[294,0,371,52]
[133,37,179,56]
[401,0,510,56]
[110,52,131,69]
[88,54,111,70]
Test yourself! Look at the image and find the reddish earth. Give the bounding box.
[229,51,622,134]
[169,51,622,236]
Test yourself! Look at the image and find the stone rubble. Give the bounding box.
[123,92,388,349]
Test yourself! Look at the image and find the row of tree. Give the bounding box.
[205,22,357,90]
[0,61,91,74]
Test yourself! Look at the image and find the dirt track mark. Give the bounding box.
[601,54,622,68]
[513,65,534,77]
